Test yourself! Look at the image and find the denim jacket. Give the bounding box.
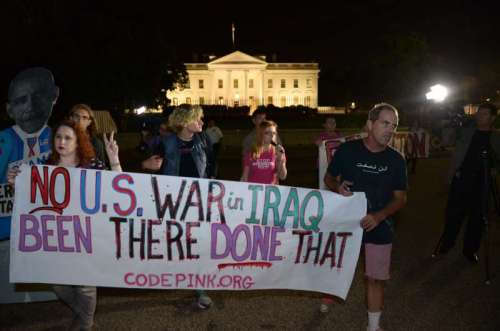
[159,133,214,178]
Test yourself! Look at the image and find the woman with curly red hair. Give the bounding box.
[47,120,99,167]
[8,119,121,330]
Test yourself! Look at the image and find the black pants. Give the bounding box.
[441,172,486,254]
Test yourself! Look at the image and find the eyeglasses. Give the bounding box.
[72,114,90,121]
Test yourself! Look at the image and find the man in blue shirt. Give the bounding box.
[0,67,58,303]
[0,67,58,239]
[324,103,407,331]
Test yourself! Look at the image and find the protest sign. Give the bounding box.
[11,164,366,299]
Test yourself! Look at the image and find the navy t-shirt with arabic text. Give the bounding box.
[327,139,407,244]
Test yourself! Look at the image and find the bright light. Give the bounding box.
[350,102,356,109]
[426,84,448,102]
[135,106,147,115]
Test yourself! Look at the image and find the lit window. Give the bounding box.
[268,79,273,88]
[186,97,191,104]
[281,79,286,88]
[267,96,273,105]
[199,97,204,105]
[293,79,298,88]
[218,79,223,89]
[249,79,254,88]
[218,96,224,105]
[199,80,204,89]
[234,79,238,88]
[172,98,178,106]
[306,79,312,88]
[249,96,254,105]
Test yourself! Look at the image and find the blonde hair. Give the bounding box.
[168,104,204,133]
[251,120,278,159]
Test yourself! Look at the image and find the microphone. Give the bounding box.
[271,141,284,153]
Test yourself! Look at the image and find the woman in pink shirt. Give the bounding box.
[314,116,343,148]
[241,120,287,184]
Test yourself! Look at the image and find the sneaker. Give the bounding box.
[319,296,334,313]
[463,252,479,264]
[320,303,329,313]
[196,295,213,310]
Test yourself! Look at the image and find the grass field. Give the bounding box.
[2,141,500,331]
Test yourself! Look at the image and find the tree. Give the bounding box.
[363,32,431,106]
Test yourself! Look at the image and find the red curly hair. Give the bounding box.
[47,120,96,166]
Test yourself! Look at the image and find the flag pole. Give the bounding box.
[232,22,235,49]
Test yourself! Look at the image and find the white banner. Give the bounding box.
[0,183,15,218]
[10,165,366,299]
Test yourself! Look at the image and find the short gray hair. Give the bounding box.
[368,102,399,121]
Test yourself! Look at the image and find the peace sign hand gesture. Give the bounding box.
[103,132,121,171]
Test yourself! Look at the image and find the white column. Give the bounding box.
[244,70,248,106]
[260,70,265,105]
[226,70,231,106]
[210,70,216,105]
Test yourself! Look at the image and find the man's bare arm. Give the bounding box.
[361,190,407,231]
[324,173,353,196]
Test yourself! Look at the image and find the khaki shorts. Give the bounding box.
[364,243,392,280]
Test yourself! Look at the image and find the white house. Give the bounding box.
[166,50,319,109]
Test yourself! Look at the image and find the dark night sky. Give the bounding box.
[1,0,499,111]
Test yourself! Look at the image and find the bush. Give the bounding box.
[119,105,383,131]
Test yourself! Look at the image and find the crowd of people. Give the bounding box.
[1,67,498,331]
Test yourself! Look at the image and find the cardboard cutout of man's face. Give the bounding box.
[6,68,59,134]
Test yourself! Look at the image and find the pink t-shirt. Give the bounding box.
[244,148,286,184]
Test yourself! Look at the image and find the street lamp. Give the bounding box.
[426,84,449,103]
[134,106,146,115]
[424,84,452,149]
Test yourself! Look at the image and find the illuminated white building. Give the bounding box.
[166,51,319,109]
